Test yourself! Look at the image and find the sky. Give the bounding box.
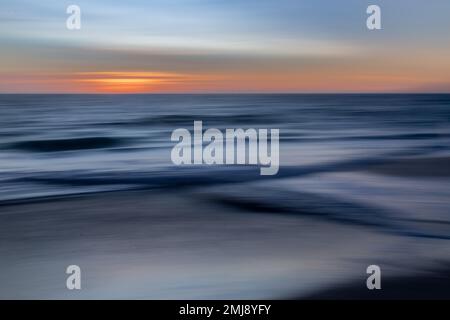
[1,0,450,93]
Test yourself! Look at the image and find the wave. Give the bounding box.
[364,156,450,177]
[7,137,125,152]
[101,113,277,127]
[294,132,450,143]
[2,145,441,185]
[201,187,450,240]
[1,146,449,240]
[4,166,450,240]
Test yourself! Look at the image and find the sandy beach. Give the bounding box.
[1,188,449,299]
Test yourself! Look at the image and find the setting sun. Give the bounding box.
[75,71,191,93]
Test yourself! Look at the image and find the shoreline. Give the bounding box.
[303,267,450,299]
[1,189,449,299]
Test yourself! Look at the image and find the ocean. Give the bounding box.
[1,94,450,298]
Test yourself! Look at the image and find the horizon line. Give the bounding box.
[1,92,450,95]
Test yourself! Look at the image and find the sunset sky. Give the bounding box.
[1,0,450,93]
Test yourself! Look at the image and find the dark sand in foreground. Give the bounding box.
[1,189,450,299]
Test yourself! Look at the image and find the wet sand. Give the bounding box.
[304,267,450,299]
[1,190,449,299]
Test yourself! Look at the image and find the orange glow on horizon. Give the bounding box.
[74,71,197,93]
[1,67,449,93]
